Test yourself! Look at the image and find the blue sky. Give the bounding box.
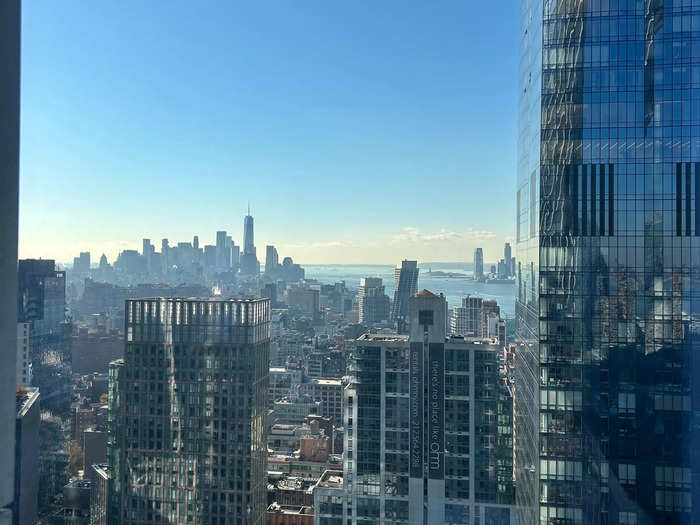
[19,1,519,264]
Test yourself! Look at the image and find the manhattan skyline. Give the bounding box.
[19,1,518,264]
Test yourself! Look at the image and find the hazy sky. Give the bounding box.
[19,1,518,265]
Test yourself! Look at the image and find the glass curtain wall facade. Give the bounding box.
[516,0,700,524]
[110,298,269,525]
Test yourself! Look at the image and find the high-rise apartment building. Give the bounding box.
[110,297,270,525]
[390,260,419,330]
[449,296,502,340]
[516,2,700,524]
[357,277,390,324]
[449,296,483,337]
[344,290,515,524]
[473,248,484,281]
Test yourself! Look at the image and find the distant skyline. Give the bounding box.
[19,224,512,268]
[18,2,518,264]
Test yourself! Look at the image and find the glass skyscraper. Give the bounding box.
[109,298,270,525]
[516,1,700,524]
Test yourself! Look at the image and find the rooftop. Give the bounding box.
[316,469,343,489]
[266,503,313,515]
[16,387,40,418]
[91,463,111,480]
[357,333,408,342]
[126,296,269,303]
[305,378,342,386]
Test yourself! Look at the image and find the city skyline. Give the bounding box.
[18,2,518,265]
[5,0,699,523]
[30,229,513,268]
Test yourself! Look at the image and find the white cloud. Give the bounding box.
[390,227,496,245]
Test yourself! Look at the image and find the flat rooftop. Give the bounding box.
[357,333,408,342]
[316,469,343,489]
[266,503,313,515]
[305,378,342,386]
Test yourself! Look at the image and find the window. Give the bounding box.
[618,392,635,414]
[655,490,692,512]
[655,466,691,489]
[618,512,637,525]
[618,464,636,485]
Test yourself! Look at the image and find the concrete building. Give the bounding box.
[14,388,40,525]
[1,3,21,523]
[390,260,419,331]
[357,278,390,325]
[50,479,91,525]
[269,367,303,406]
[71,331,122,375]
[343,290,516,524]
[16,323,31,387]
[89,464,111,525]
[82,430,107,483]
[299,379,343,426]
[449,296,483,337]
[450,296,502,340]
[110,297,270,525]
[272,396,322,427]
[286,287,320,319]
[313,470,343,525]
[265,503,313,525]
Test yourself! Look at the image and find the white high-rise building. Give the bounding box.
[358,277,390,324]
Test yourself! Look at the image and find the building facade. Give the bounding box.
[299,379,344,427]
[16,323,31,387]
[343,290,515,525]
[516,1,700,524]
[390,260,419,331]
[14,388,40,525]
[313,470,343,525]
[109,297,270,525]
[450,296,483,337]
[266,245,279,275]
[90,464,112,525]
[357,278,390,325]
